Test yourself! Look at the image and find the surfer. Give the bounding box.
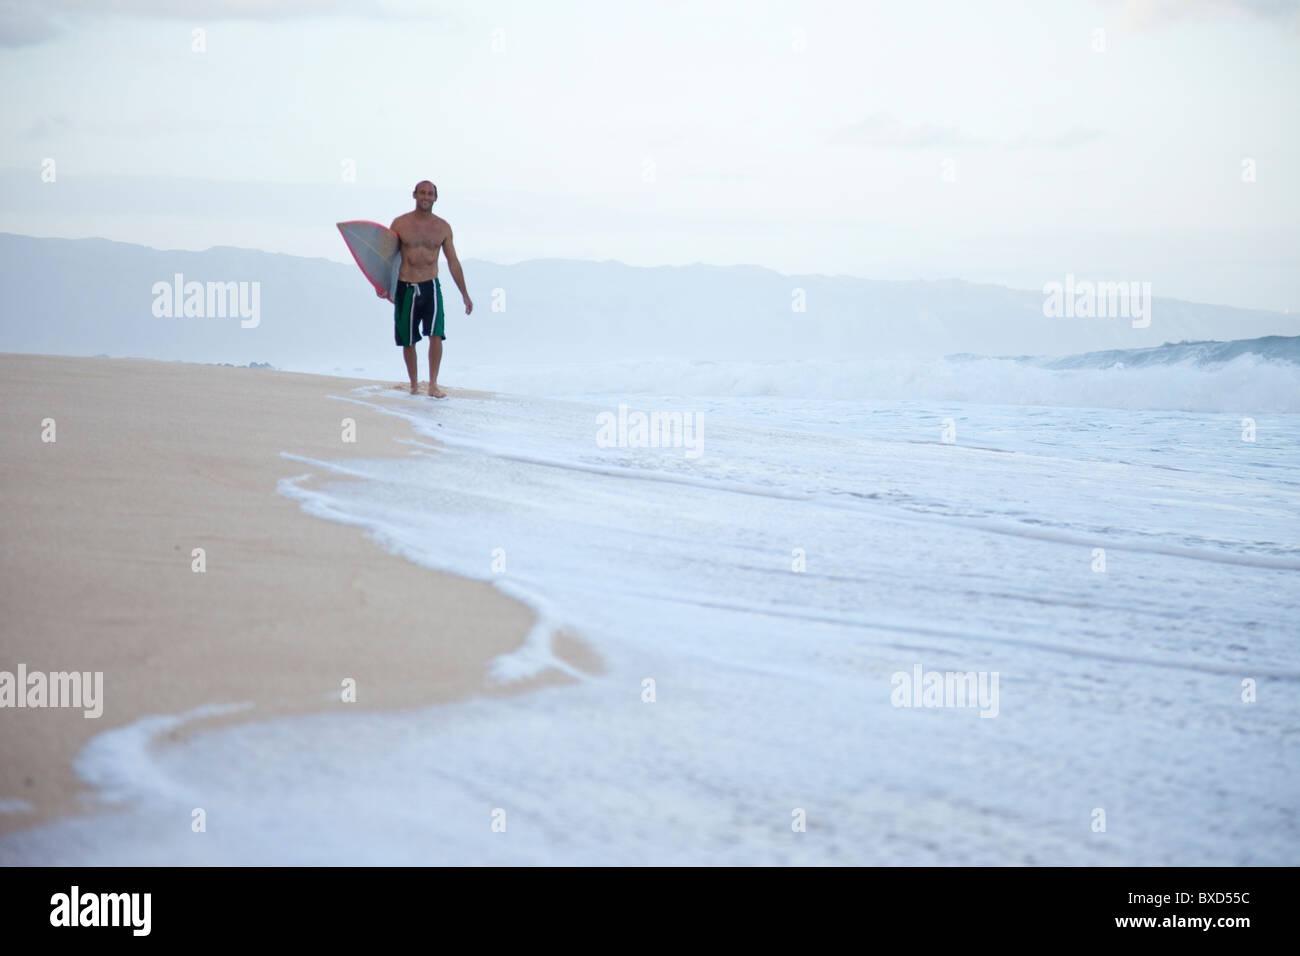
[384,180,473,397]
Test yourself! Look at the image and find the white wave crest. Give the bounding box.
[460,353,1300,412]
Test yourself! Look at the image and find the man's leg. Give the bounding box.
[428,337,445,398]
[396,280,420,394]
[402,345,418,394]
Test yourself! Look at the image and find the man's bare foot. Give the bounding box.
[409,382,419,395]
[428,383,447,398]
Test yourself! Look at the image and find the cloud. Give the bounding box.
[44,0,433,18]
[1007,127,1106,149]
[1094,0,1300,29]
[833,114,1103,151]
[0,1,67,48]
[677,168,761,182]
[832,113,984,149]
[0,0,457,48]
[25,114,72,140]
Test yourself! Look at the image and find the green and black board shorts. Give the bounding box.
[394,277,445,346]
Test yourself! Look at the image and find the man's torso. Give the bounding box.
[393,212,449,282]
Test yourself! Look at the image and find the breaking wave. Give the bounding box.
[461,336,1300,412]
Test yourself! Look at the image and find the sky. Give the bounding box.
[1,0,1297,311]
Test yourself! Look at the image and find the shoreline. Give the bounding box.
[0,353,599,839]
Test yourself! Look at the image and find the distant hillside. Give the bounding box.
[1,233,1296,375]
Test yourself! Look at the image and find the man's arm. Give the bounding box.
[442,228,473,315]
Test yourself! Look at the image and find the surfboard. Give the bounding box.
[337,220,402,302]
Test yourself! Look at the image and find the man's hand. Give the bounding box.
[376,287,387,298]
[464,296,473,315]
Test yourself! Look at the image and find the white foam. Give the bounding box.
[75,703,252,810]
[454,353,1300,412]
[6,387,1298,865]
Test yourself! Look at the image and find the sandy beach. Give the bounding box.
[0,353,597,838]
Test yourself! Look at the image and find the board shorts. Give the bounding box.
[393,277,445,346]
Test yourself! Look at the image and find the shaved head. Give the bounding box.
[414,180,437,200]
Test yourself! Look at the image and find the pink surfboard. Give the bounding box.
[337,220,402,302]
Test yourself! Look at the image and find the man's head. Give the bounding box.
[413,180,437,211]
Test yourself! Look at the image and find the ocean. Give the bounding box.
[5,337,1299,864]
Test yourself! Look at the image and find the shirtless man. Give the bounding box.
[383,180,473,397]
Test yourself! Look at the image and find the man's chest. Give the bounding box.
[398,221,446,249]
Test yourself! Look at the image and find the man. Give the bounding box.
[383,180,473,397]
